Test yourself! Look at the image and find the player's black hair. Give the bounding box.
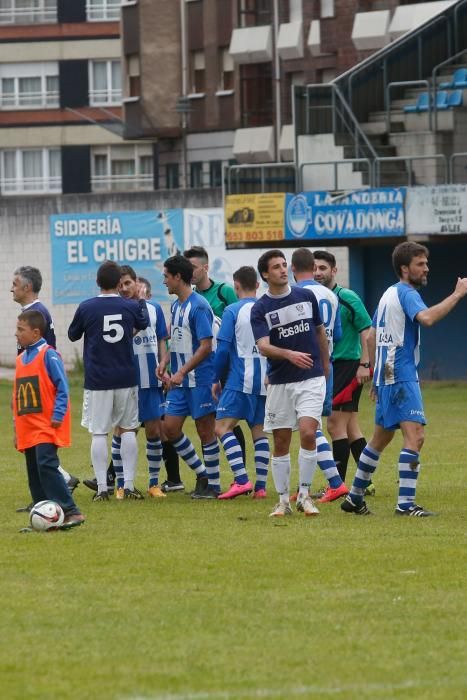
[233,266,257,291]
[97,260,122,290]
[257,249,286,282]
[313,250,336,268]
[18,309,46,336]
[164,255,194,284]
[14,266,42,293]
[120,265,137,281]
[392,242,429,277]
[183,246,209,263]
[291,248,315,273]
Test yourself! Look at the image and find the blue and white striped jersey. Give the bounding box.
[296,279,342,357]
[170,292,215,387]
[133,300,168,389]
[372,282,427,386]
[216,298,267,396]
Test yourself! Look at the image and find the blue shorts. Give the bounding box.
[165,386,216,420]
[216,389,266,427]
[322,364,334,418]
[375,382,426,431]
[138,387,165,422]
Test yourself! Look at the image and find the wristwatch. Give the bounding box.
[359,362,370,368]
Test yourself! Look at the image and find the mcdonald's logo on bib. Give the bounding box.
[16,376,42,415]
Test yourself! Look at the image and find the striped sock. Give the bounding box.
[316,429,343,489]
[397,449,420,510]
[111,435,123,489]
[254,437,269,491]
[220,432,248,485]
[172,434,206,477]
[350,445,380,503]
[298,447,318,497]
[147,438,163,487]
[202,440,221,490]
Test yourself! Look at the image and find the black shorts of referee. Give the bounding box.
[332,359,363,412]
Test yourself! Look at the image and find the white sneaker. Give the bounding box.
[296,495,319,516]
[269,502,293,518]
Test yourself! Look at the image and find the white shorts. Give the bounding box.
[81,387,139,434]
[264,377,326,432]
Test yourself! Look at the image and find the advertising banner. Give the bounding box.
[406,185,467,235]
[225,193,285,245]
[50,210,184,304]
[285,188,405,241]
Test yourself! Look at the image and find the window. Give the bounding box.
[86,0,121,21]
[239,0,272,27]
[219,49,234,91]
[240,63,273,127]
[0,62,59,109]
[0,0,57,25]
[166,163,179,189]
[190,51,205,94]
[209,160,223,187]
[89,60,122,105]
[91,145,153,191]
[1,148,61,194]
[190,162,203,188]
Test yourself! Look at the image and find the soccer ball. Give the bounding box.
[29,501,65,532]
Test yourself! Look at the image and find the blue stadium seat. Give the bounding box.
[440,68,467,89]
[403,92,430,113]
[436,90,449,110]
[448,89,463,108]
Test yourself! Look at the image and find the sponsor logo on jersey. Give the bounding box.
[278,320,310,338]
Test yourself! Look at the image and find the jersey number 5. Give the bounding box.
[103,314,124,343]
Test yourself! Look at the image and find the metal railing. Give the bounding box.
[385,80,431,132]
[91,174,154,192]
[298,158,372,193]
[0,90,59,109]
[86,0,121,22]
[1,176,61,195]
[374,154,448,187]
[449,152,467,184]
[0,4,57,24]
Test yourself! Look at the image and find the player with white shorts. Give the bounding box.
[250,250,330,519]
[68,260,149,501]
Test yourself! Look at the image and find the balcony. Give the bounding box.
[1,174,61,194]
[0,1,57,25]
[91,173,153,192]
[0,89,59,109]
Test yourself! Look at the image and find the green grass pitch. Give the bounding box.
[1,378,466,700]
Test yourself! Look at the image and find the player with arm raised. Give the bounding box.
[342,241,467,517]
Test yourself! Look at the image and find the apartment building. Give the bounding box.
[121,0,446,190]
[0,0,155,195]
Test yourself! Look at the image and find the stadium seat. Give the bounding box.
[435,90,449,110]
[439,68,467,89]
[403,92,430,113]
[448,89,463,108]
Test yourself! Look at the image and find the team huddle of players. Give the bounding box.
[13,240,467,526]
